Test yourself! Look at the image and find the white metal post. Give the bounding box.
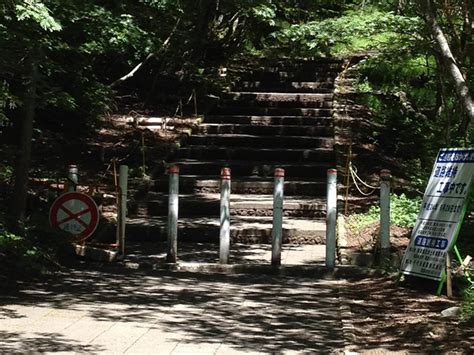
[326,169,337,268]
[68,164,78,192]
[118,165,129,256]
[272,168,285,266]
[220,167,231,264]
[380,169,391,255]
[167,165,179,263]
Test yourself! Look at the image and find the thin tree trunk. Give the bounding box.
[110,17,181,88]
[11,50,38,234]
[422,0,474,139]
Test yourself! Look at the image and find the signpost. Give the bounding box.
[400,148,474,281]
[49,192,100,240]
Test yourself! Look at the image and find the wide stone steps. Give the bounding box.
[153,175,326,195]
[171,160,331,178]
[186,134,334,149]
[194,124,333,137]
[211,106,333,116]
[145,193,326,218]
[126,215,326,244]
[175,146,335,162]
[142,58,342,244]
[204,115,334,126]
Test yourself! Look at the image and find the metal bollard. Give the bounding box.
[68,164,78,192]
[167,165,179,263]
[220,167,231,264]
[118,165,129,256]
[326,169,337,269]
[380,169,391,258]
[272,168,285,266]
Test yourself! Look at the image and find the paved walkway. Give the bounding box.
[123,242,326,266]
[0,267,345,354]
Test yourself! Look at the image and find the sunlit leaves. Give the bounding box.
[15,0,61,31]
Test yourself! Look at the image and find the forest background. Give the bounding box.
[0,0,473,318]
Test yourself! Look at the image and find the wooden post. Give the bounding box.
[272,168,285,266]
[167,165,179,263]
[380,169,391,263]
[446,252,453,298]
[326,169,337,269]
[220,167,231,264]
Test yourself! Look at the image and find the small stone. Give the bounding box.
[441,306,461,318]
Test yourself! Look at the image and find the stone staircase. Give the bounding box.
[127,58,343,245]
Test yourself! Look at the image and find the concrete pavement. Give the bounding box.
[0,266,347,354]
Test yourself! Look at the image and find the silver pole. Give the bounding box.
[380,169,391,257]
[326,169,337,269]
[272,168,285,266]
[167,165,179,263]
[219,167,231,264]
[68,164,78,192]
[118,165,129,256]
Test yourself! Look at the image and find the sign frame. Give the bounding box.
[400,148,474,281]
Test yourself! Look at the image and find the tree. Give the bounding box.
[421,0,474,138]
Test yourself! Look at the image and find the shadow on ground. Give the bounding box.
[1,266,342,353]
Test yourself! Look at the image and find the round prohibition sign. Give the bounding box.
[49,192,99,239]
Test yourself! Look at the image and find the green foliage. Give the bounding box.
[274,9,422,56]
[348,193,422,232]
[0,217,73,279]
[15,0,62,32]
[0,160,13,183]
[461,285,474,324]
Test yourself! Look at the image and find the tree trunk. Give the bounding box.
[422,0,474,139]
[10,50,38,234]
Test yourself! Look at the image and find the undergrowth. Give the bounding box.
[347,193,422,232]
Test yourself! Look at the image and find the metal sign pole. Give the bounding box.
[220,167,231,264]
[326,169,337,269]
[167,165,179,263]
[272,168,285,266]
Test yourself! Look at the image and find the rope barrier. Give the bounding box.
[348,161,380,196]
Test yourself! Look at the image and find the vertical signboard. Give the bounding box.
[400,148,474,281]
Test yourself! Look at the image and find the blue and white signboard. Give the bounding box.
[400,148,474,281]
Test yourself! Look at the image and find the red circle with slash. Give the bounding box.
[49,192,99,239]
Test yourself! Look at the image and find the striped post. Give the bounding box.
[272,168,285,266]
[220,167,231,264]
[118,165,129,256]
[326,169,337,269]
[167,165,179,263]
[68,164,78,192]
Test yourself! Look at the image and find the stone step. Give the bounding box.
[186,134,334,149]
[224,92,334,101]
[222,92,334,108]
[126,215,326,244]
[176,146,335,162]
[233,81,335,93]
[204,115,333,126]
[146,193,326,218]
[220,99,333,109]
[195,124,333,137]
[210,107,333,117]
[153,175,327,195]
[237,71,338,82]
[170,160,332,178]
